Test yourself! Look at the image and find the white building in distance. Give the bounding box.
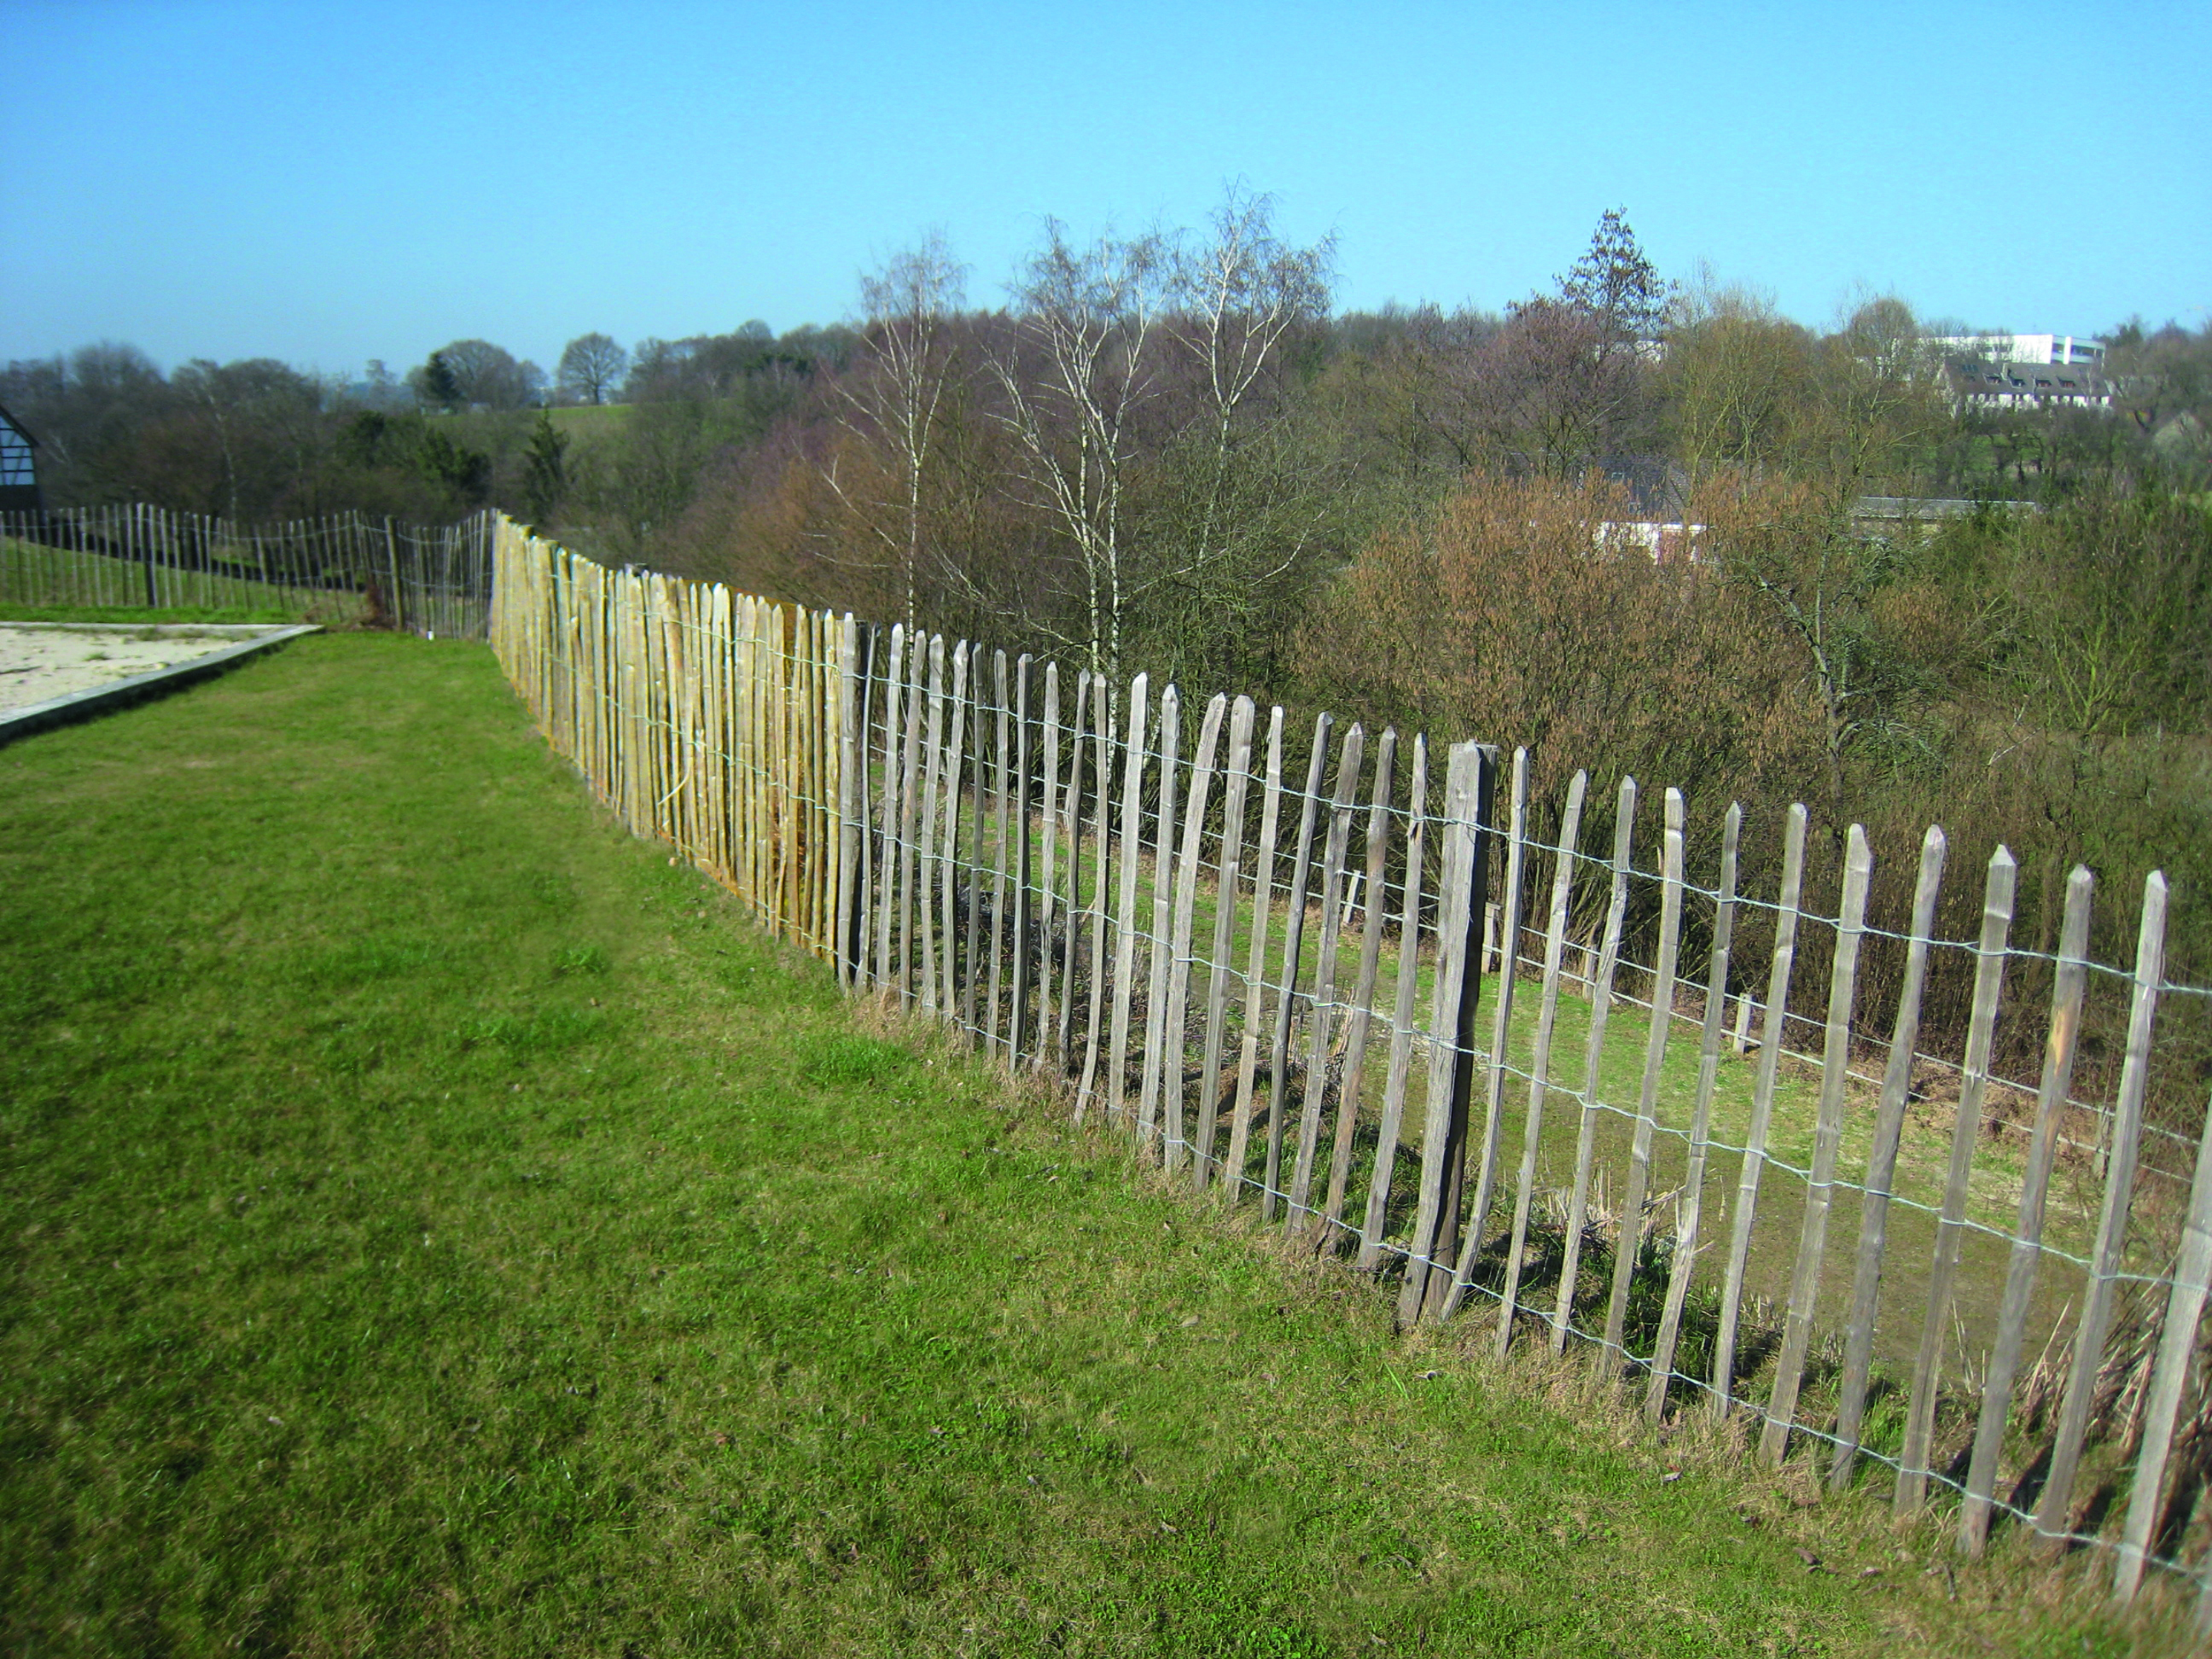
[1927,332,2105,367]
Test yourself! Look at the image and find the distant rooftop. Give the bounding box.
[1940,355,2113,410]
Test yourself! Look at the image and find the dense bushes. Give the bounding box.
[1294,467,2211,1125]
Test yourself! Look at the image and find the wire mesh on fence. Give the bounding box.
[487,514,2212,1626]
[0,504,496,637]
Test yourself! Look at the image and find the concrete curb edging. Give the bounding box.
[0,623,323,746]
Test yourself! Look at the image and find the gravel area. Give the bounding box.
[0,625,283,713]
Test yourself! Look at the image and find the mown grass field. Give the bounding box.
[0,634,2180,1655]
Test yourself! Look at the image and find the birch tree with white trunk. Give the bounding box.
[991,219,1167,684]
[829,232,969,634]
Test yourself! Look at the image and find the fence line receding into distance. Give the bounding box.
[486,513,2212,1628]
[1,504,496,638]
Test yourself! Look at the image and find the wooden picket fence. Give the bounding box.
[489,513,2212,1627]
[0,504,496,638]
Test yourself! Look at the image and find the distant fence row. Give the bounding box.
[0,504,496,638]
[488,514,2212,1628]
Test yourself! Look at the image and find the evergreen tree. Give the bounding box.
[420,350,462,412]
[1557,209,1666,349]
[522,410,568,527]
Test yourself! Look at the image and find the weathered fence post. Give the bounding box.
[1290,724,1366,1232]
[1603,787,1686,1363]
[1646,801,1742,1422]
[1359,736,1429,1273]
[1394,742,1494,1327]
[1554,776,1639,1353]
[1162,694,1225,1175]
[2033,871,2168,1549]
[1893,847,2017,1504]
[1265,716,1334,1220]
[1495,771,1590,1355]
[1712,802,1809,1415]
[1450,747,1528,1313]
[1321,728,1398,1237]
[1761,824,1877,1464]
[1224,707,1287,1202]
[1959,865,2093,1552]
[1138,686,1184,1149]
[1829,825,1949,1486]
[1106,674,1150,1126]
[1193,696,1256,1190]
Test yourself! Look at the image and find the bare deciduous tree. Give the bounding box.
[1167,186,1334,577]
[556,334,629,406]
[825,232,968,632]
[991,219,1167,681]
[1662,269,1818,491]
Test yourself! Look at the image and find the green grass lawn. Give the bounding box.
[0,635,2175,1655]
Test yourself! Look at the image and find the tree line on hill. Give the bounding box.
[3,195,2209,1089]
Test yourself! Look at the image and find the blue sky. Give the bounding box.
[3,0,2204,378]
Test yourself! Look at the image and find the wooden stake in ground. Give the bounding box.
[1137,687,1185,1150]
[848,623,879,987]
[1493,771,1590,1357]
[1225,707,1289,1203]
[917,637,947,1016]
[2113,1073,2212,1604]
[1322,729,1398,1237]
[896,633,928,1004]
[964,664,987,1043]
[1761,824,1877,1464]
[1711,802,1810,1415]
[1053,671,1091,1068]
[1892,846,2017,1504]
[1602,787,1685,1363]
[1035,661,1062,1068]
[1828,825,1949,1487]
[1265,716,1334,1221]
[1958,866,2093,1553]
[1193,697,1255,1190]
[940,643,970,1017]
[834,615,861,986]
[1395,742,1487,1328]
[1008,655,1036,1064]
[1456,747,1529,1302]
[983,651,1011,1056]
[1359,737,1429,1275]
[1074,672,1114,1121]
[1162,693,1225,1175]
[872,626,906,991]
[1645,802,1743,1423]
[2033,872,2169,1549]
[1106,675,1150,1126]
[1552,776,1639,1354]
[1289,725,1365,1232]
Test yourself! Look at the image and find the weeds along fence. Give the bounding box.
[489,514,2212,1626]
[0,504,497,638]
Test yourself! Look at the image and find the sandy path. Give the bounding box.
[0,626,261,713]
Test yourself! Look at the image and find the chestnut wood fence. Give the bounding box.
[489,512,2212,1628]
[1,503,495,638]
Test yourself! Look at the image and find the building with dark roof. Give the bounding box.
[0,403,41,512]
[1941,357,2113,412]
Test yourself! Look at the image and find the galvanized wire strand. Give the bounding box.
[501,537,2212,1606]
